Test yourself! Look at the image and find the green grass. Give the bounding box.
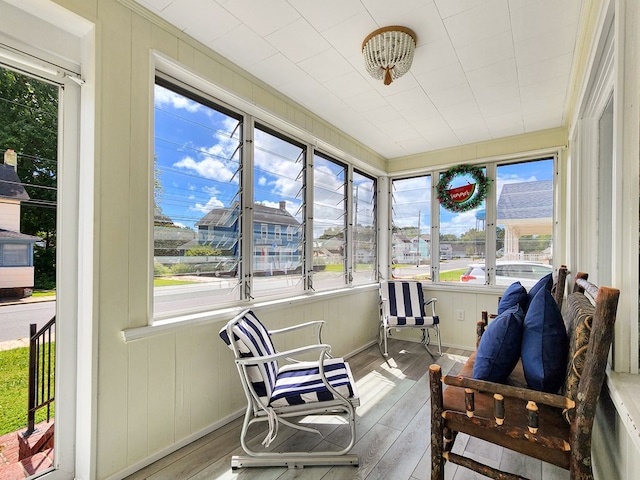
[154,278,194,287]
[0,346,55,436]
[32,290,56,297]
[439,268,466,282]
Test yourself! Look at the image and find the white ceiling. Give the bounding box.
[135,0,584,160]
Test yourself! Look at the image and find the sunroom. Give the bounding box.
[0,0,638,479]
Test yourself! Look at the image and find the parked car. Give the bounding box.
[460,261,553,288]
[194,259,238,277]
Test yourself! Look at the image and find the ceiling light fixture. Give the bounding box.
[362,26,417,85]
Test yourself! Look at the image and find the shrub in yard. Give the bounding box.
[154,262,170,276]
[170,263,196,275]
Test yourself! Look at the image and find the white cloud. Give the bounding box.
[496,173,538,197]
[154,85,202,113]
[440,209,480,235]
[191,196,224,213]
[174,156,236,183]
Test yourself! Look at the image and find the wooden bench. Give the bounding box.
[429,271,619,480]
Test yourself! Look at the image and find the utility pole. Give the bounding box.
[416,210,420,267]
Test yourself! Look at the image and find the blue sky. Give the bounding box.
[154,84,552,237]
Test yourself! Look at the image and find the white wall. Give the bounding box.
[0,266,33,288]
[0,201,20,232]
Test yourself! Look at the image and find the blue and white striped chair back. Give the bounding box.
[220,310,278,405]
[381,281,435,326]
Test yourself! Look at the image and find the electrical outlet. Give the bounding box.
[456,309,465,321]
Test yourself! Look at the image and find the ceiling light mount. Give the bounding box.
[362,26,417,85]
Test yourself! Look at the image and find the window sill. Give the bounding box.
[121,283,378,343]
[606,369,640,452]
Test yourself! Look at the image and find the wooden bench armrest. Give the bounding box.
[441,374,575,410]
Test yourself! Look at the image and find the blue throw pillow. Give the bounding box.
[521,287,568,393]
[474,305,525,383]
[498,281,528,315]
[527,273,553,307]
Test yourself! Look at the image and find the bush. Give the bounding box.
[154,262,170,276]
[170,263,196,275]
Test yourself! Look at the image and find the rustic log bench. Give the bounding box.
[429,271,619,480]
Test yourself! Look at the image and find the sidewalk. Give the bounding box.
[0,295,55,307]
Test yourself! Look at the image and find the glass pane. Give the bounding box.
[252,126,304,297]
[352,171,376,285]
[391,176,431,280]
[495,158,554,288]
[2,244,29,266]
[440,168,486,284]
[313,154,346,291]
[153,83,242,315]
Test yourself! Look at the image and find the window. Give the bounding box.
[391,175,431,280]
[1,244,30,266]
[392,157,555,284]
[439,167,487,283]
[494,158,554,282]
[252,125,305,297]
[153,75,378,317]
[352,171,377,285]
[313,154,346,291]
[153,80,243,313]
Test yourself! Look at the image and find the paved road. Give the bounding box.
[0,300,56,343]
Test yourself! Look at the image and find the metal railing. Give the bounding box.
[24,316,55,436]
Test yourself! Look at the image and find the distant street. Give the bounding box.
[0,300,56,343]
[0,260,474,344]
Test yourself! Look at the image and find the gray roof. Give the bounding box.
[0,164,29,200]
[497,180,552,221]
[196,202,299,228]
[0,228,41,242]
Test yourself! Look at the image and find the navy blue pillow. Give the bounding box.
[474,305,525,383]
[527,273,553,307]
[498,281,528,315]
[521,287,568,393]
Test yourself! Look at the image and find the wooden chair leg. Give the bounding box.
[430,364,445,480]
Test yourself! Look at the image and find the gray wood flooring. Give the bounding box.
[124,339,569,480]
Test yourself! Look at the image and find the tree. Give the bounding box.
[460,228,485,257]
[439,233,458,242]
[0,67,58,289]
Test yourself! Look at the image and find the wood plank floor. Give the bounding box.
[124,339,569,480]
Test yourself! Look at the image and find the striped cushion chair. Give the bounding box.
[379,280,442,356]
[219,309,360,469]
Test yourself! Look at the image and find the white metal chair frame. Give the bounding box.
[379,280,442,357]
[221,309,360,469]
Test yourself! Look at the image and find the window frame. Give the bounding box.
[151,67,380,321]
[388,154,558,286]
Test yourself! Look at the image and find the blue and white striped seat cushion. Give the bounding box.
[270,357,356,407]
[381,281,438,327]
[220,310,357,408]
[219,310,278,406]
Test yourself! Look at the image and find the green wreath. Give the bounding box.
[437,164,490,213]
